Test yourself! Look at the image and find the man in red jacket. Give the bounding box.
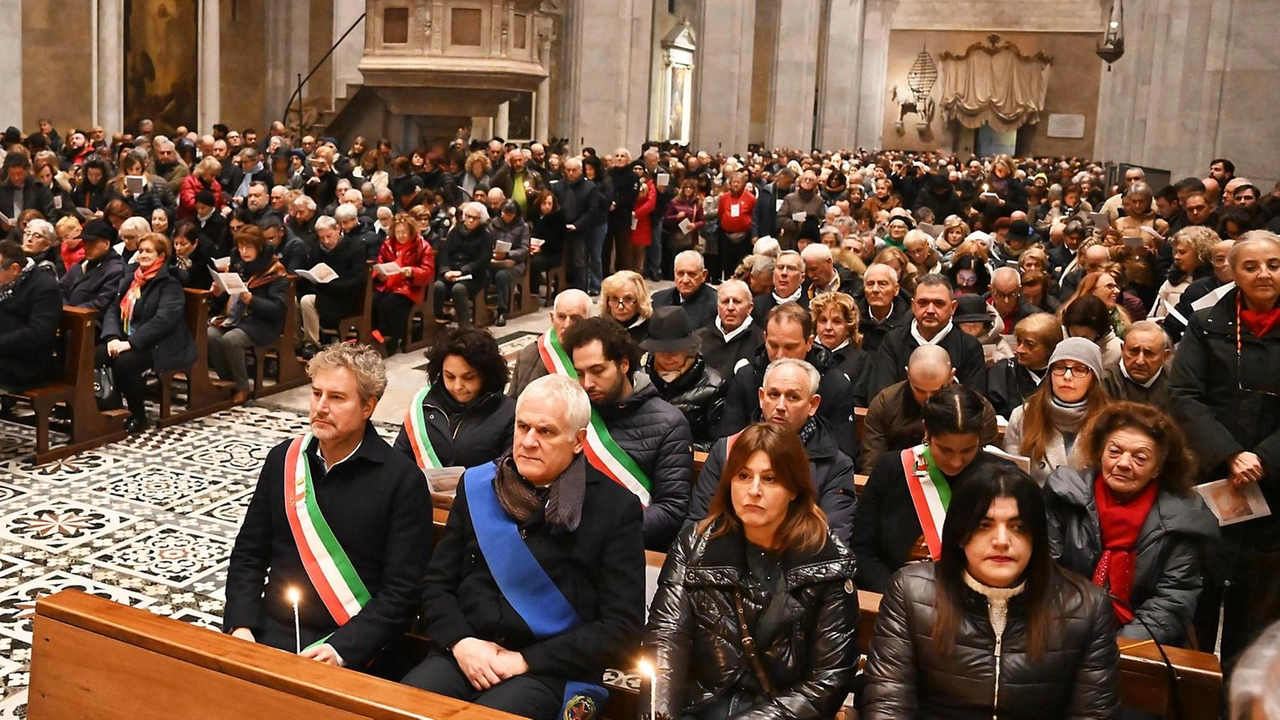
[717,171,757,283]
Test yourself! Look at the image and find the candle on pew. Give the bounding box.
[638,659,657,720]
[287,587,301,654]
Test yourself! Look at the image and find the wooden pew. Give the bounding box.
[158,289,237,427]
[2,306,129,464]
[249,275,310,399]
[322,262,376,346]
[29,589,522,720]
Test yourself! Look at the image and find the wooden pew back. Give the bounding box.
[157,289,236,426]
[29,590,522,720]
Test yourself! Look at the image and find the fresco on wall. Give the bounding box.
[124,0,198,135]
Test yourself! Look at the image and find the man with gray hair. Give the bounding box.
[403,373,645,720]
[509,289,594,398]
[433,201,494,327]
[298,215,368,358]
[696,279,764,380]
[1103,320,1173,411]
[686,357,857,543]
[750,249,806,325]
[650,250,717,327]
[801,242,861,298]
[553,156,602,292]
[225,342,433,671]
[859,263,910,353]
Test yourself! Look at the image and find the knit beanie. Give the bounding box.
[1048,337,1104,380]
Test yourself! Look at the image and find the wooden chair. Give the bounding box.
[157,289,237,427]
[511,263,540,319]
[2,306,129,464]
[542,254,569,307]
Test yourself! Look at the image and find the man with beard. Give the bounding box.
[224,343,432,672]
[151,136,189,196]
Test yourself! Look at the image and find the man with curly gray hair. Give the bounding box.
[223,342,433,671]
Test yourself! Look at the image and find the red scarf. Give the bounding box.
[1239,295,1280,339]
[120,259,163,335]
[1092,474,1158,624]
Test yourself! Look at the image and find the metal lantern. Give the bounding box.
[1097,0,1125,68]
[907,48,938,107]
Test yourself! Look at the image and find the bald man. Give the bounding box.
[508,289,594,398]
[987,266,1036,334]
[860,344,998,473]
[650,251,717,327]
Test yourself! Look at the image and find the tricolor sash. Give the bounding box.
[404,386,444,469]
[283,434,372,626]
[537,328,652,506]
[900,444,952,561]
[537,328,575,377]
[464,463,609,720]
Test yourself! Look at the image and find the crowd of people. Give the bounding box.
[1,117,1280,718]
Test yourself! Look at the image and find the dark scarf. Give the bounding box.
[797,415,819,445]
[0,259,38,307]
[1092,474,1158,624]
[494,451,586,534]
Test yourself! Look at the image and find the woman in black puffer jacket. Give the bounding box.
[642,306,726,452]
[645,423,859,720]
[862,465,1119,720]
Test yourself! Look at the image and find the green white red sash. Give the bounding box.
[537,328,575,376]
[900,444,952,561]
[536,327,652,506]
[404,386,443,469]
[283,433,371,625]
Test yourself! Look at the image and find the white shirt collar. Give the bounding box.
[868,300,894,323]
[717,314,754,342]
[319,440,363,473]
[910,319,953,346]
[773,286,803,304]
[1119,361,1162,388]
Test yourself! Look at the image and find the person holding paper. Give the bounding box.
[431,202,493,327]
[372,213,434,354]
[661,180,705,258]
[1169,231,1280,666]
[207,226,289,404]
[298,215,368,358]
[852,385,1010,592]
[225,343,433,671]
[1164,238,1235,342]
[104,150,170,220]
[394,325,514,470]
[716,172,757,282]
[489,199,531,327]
[1106,182,1169,309]
[489,148,542,214]
[0,151,56,234]
[1044,401,1218,646]
[402,373,644,720]
[527,190,566,297]
[776,170,825,250]
[98,233,196,434]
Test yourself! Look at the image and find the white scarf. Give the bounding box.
[1119,361,1162,389]
[910,319,954,347]
[717,315,754,342]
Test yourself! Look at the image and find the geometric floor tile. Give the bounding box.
[0,484,26,510]
[0,689,25,717]
[0,571,155,644]
[0,500,134,554]
[174,439,275,474]
[88,466,230,510]
[86,525,232,588]
[0,450,118,486]
[189,487,255,527]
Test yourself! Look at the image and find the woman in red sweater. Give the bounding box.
[373,214,435,354]
[628,167,657,273]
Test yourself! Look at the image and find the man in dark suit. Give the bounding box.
[0,151,56,236]
[650,250,717,327]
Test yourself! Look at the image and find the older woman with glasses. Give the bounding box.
[432,201,494,327]
[600,270,652,344]
[1170,229,1280,666]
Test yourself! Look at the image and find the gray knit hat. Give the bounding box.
[1048,337,1104,379]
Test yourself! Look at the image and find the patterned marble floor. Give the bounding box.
[0,405,403,716]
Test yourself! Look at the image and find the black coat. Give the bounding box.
[750,291,809,327]
[593,380,692,551]
[718,345,859,462]
[0,263,61,391]
[646,524,859,720]
[392,386,515,469]
[0,178,56,225]
[304,236,368,324]
[696,320,765,382]
[211,270,289,347]
[59,250,125,314]
[866,323,988,401]
[645,357,726,451]
[1044,466,1218,646]
[825,343,870,407]
[851,450,1011,592]
[101,263,196,372]
[986,359,1043,419]
[861,563,1120,720]
[651,283,718,329]
[437,224,494,283]
[687,419,857,543]
[857,295,911,355]
[1170,286,1280,547]
[224,423,434,668]
[421,455,645,683]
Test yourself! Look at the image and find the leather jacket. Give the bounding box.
[646,523,859,720]
[645,355,726,451]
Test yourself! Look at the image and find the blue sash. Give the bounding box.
[465,463,610,720]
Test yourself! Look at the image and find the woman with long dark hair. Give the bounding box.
[646,422,858,720]
[862,465,1120,719]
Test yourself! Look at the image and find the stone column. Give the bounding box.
[495,102,510,140]
[0,0,21,128]
[535,32,552,142]
[331,0,365,100]
[766,0,822,150]
[817,0,866,151]
[854,2,892,150]
[691,0,755,153]
[96,0,125,133]
[265,0,311,127]
[197,0,221,132]
[562,0,652,152]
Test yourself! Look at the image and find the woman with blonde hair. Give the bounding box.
[811,291,869,388]
[460,150,491,197]
[600,269,652,344]
[936,217,971,256]
[178,155,224,219]
[875,245,917,294]
[1154,226,1217,319]
[1065,268,1136,338]
[903,229,941,277]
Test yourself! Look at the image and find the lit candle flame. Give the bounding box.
[638,659,655,678]
[287,587,301,605]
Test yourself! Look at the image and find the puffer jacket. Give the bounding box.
[687,420,856,544]
[392,386,514,470]
[1044,466,1219,646]
[862,563,1120,720]
[594,376,693,551]
[646,523,859,720]
[646,356,726,451]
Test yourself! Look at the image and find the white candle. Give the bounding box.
[287,587,301,654]
[638,660,657,720]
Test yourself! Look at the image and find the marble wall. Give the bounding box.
[19,0,94,133]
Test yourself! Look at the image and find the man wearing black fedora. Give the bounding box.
[641,306,726,451]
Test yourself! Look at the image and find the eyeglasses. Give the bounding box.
[1050,364,1092,378]
[992,289,1021,300]
[612,296,637,308]
[463,214,483,221]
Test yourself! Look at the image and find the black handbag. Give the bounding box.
[93,365,121,410]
